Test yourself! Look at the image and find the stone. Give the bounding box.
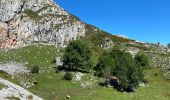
[66,95,70,99]
[56,57,63,66]
[73,72,84,81]
[100,37,114,48]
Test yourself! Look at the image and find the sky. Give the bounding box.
[54,0,170,45]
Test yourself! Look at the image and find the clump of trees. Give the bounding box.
[62,40,150,92]
[95,47,150,92]
[63,40,93,72]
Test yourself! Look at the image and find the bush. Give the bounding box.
[31,66,39,74]
[63,72,73,81]
[154,73,158,76]
[135,51,151,69]
[95,51,115,77]
[96,47,146,92]
[63,40,93,72]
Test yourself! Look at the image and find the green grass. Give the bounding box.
[6,96,20,100]
[23,9,42,21]
[0,83,5,90]
[28,68,170,100]
[0,44,60,68]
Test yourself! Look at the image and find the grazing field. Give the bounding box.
[0,44,60,68]
[28,68,170,100]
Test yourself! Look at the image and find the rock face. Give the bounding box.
[0,62,29,76]
[147,44,170,70]
[0,77,42,100]
[0,0,85,48]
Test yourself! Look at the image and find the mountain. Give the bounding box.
[1,0,170,72]
[0,0,85,48]
[0,0,170,99]
[0,0,139,48]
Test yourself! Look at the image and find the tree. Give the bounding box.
[134,51,151,70]
[96,47,145,92]
[111,48,145,91]
[63,40,93,72]
[95,52,115,76]
[95,51,115,85]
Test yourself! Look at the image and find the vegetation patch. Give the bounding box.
[27,68,170,100]
[0,83,6,90]
[23,9,42,21]
[6,96,20,100]
[0,44,60,68]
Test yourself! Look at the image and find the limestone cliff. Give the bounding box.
[0,0,85,48]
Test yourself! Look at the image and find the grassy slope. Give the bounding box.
[28,68,170,100]
[0,44,60,68]
[0,43,169,100]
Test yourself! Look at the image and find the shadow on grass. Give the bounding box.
[98,80,135,93]
[56,65,89,73]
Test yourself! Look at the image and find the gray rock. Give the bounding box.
[0,0,85,48]
[73,72,84,81]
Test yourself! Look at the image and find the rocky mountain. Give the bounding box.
[0,0,85,48]
[0,0,170,99]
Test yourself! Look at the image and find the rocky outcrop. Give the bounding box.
[0,77,42,100]
[0,0,85,48]
[100,37,114,48]
[0,62,29,76]
[147,44,170,70]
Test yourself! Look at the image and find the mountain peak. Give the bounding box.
[0,0,85,48]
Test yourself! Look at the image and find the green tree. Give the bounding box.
[95,51,115,85]
[111,48,144,91]
[63,40,93,72]
[95,52,115,76]
[96,47,145,91]
[134,51,151,69]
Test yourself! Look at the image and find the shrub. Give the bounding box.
[96,47,146,92]
[63,40,93,72]
[95,51,115,85]
[135,51,151,69]
[154,73,158,76]
[63,72,73,81]
[31,66,39,74]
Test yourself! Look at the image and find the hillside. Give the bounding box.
[0,0,170,100]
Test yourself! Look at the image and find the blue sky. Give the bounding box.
[55,0,170,45]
